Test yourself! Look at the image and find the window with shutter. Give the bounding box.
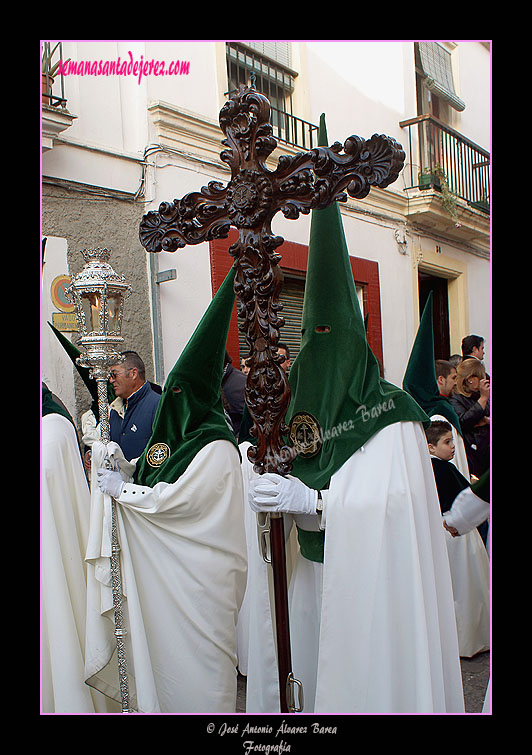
[415,42,465,116]
[226,42,296,137]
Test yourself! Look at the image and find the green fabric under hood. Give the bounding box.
[285,114,428,491]
[42,383,75,425]
[134,265,239,487]
[402,292,462,435]
[48,322,115,422]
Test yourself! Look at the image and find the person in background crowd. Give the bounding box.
[426,420,471,510]
[222,350,247,437]
[106,351,161,461]
[425,420,490,658]
[48,325,162,468]
[461,335,485,363]
[450,359,490,482]
[435,359,457,397]
[448,354,462,369]
[276,342,291,372]
[443,471,490,546]
[82,351,161,466]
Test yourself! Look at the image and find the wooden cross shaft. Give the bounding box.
[139,85,405,476]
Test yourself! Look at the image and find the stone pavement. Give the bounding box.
[236,650,490,714]
[460,650,490,713]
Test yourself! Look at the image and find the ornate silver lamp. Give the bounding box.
[67,247,132,712]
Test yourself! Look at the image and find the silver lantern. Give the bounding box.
[67,247,132,712]
[68,247,131,441]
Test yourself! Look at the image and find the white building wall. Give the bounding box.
[453,43,491,152]
[304,41,411,145]
[465,254,491,371]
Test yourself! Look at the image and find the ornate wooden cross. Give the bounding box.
[139,85,405,712]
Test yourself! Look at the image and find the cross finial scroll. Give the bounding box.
[139,85,405,476]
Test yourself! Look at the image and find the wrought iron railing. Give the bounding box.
[42,41,68,108]
[225,41,318,151]
[269,106,319,150]
[224,89,319,151]
[399,114,490,214]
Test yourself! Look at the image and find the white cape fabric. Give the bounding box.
[239,441,300,711]
[482,678,490,713]
[244,421,465,713]
[85,439,247,713]
[236,442,253,676]
[443,527,490,658]
[42,413,118,713]
[430,414,490,658]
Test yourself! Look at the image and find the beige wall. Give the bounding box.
[42,180,155,426]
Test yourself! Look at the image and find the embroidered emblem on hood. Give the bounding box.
[289,412,322,458]
[146,442,171,467]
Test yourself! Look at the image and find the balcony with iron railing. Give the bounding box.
[400,115,490,213]
[399,114,490,248]
[268,106,319,150]
[226,42,319,152]
[42,42,68,107]
[42,41,76,151]
[224,85,319,152]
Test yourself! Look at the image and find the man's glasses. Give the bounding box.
[110,368,132,379]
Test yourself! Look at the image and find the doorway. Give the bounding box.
[418,270,451,360]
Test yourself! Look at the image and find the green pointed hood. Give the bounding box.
[285,114,428,490]
[48,322,115,421]
[402,292,462,435]
[134,265,239,486]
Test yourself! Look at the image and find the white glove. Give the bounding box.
[97,468,125,499]
[249,473,317,515]
[443,487,489,536]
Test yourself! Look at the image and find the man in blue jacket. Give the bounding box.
[108,351,161,461]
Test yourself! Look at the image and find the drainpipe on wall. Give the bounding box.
[149,252,178,386]
[149,252,165,386]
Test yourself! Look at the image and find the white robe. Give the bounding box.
[236,442,253,676]
[237,441,299,682]
[430,414,490,658]
[444,487,492,711]
[244,421,465,713]
[442,525,490,658]
[85,439,247,713]
[42,413,119,713]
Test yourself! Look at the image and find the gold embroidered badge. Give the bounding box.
[146,442,171,467]
[288,412,322,458]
